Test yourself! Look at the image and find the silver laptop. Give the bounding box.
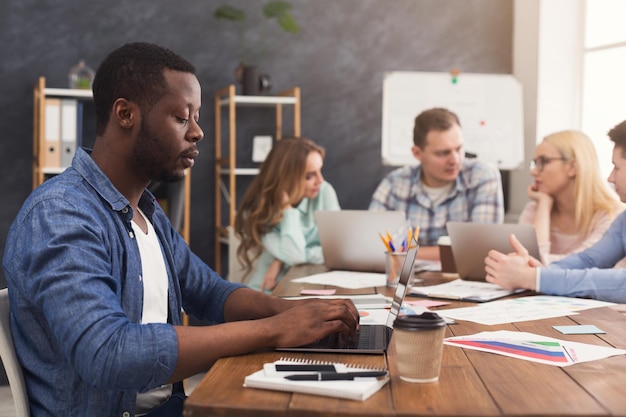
[316,210,406,273]
[277,242,418,354]
[446,222,541,281]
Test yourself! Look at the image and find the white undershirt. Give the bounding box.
[132,209,169,324]
[131,209,172,414]
[422,182,454,206]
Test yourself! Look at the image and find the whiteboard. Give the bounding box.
[381,71,524,169]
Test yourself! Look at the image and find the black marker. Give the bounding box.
[285,371,388,381]
[276,364,336,372]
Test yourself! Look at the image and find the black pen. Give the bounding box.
[285,371,388,381]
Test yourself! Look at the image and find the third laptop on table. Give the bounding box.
[446,221,541,281]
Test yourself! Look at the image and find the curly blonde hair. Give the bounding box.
[234,137,325,272]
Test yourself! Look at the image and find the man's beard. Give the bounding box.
[134,120,184,183]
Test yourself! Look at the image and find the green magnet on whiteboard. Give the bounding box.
[449,69,461,84]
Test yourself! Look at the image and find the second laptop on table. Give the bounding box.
[315,210,406,273]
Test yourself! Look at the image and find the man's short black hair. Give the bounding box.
[608,121,626,157]
[92,42,196,136]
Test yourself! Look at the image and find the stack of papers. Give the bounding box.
[438,295,615,325]
[291,271,386,289]
[410,279,523,302]
[244,358,389,401]
[283,293,391,309]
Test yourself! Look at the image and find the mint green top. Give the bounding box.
[247,181,340,291]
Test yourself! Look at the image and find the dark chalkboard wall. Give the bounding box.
[0,0,512,384]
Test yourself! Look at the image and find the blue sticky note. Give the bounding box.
[553,325,606,335]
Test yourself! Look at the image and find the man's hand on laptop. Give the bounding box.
[484,234,541,291]
[270,298,360,348]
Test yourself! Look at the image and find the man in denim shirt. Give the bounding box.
[2,43,359,417]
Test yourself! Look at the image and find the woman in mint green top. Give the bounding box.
[235,138,340,292]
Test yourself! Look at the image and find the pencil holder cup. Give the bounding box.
[385,251,406,287]
[393,312,446,383]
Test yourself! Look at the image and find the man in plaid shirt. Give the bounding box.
[370,108,504,260]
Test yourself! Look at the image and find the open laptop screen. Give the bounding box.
[386,241,418,328]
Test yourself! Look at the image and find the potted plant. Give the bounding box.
[214,1,299,94]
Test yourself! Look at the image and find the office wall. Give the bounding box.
[0,0,512,382]
[0,0,513,278]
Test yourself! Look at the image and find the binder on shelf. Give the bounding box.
[60,99,78,167]
[43,98,61,169]
[76,100,84,148]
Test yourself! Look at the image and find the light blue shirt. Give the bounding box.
[248,181,340,291]
[540,210,626,303]
[2,148,245,417]
[369,159,504,245]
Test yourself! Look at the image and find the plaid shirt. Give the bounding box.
[369,159,504,245]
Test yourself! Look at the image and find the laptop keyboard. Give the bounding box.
[357,326,385,350]
[326,325,389,350]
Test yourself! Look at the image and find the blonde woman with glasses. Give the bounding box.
[520,130,623,264]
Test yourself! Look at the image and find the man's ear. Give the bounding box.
[112,98,136,129]
[411,145,423,162]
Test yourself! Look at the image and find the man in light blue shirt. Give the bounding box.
[2,42,359,417]
[485,121,626,303]
[370,108,504,260]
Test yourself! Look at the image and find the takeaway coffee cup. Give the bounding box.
[393,312,447,383]
[437,236,458,278]
[385,251,406,287]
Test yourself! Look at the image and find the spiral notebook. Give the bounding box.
[243,358,390,401]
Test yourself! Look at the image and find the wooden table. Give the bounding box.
[185,266,626,417]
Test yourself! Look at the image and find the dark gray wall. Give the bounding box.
[0,0,512,384]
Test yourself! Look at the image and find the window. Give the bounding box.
[581,0,626,179]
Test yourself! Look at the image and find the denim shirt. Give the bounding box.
[2,148,245,417]
[539,210,626,303]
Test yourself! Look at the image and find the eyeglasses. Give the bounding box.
[529,156,567,172]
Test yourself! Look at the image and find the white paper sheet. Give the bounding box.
[437,295,615,325]
[282,293,391,309]
[290,271,386,289]
[410,279,521,302]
